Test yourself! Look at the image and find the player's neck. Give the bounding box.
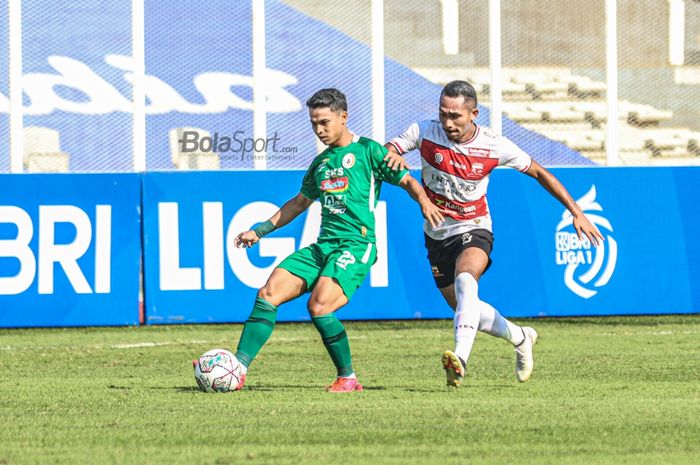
[328,129,354,148]
[451,122,477,144]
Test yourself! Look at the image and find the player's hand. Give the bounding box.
[420,200,445,229]
[234,230,260,248]
[384,151,409,171]
[573,214,604,247]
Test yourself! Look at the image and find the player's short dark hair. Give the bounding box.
[441,80,478,108]
[306,88,348,114]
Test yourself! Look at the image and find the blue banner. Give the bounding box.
[142,171,441,324]
[0,174,142,327]
[484,167,699,316]
[142,168,699,324]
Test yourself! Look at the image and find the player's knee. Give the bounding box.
[307,298,331,317]
[257,285,276,304]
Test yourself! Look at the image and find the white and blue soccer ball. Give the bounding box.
[193,349,243,393]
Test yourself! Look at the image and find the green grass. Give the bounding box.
[1,315,699,465]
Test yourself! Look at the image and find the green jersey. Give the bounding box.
[300,134,409,243]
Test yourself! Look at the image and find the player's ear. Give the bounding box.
[471,105,479,119]
[340,111,348,125]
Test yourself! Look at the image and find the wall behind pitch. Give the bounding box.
[142,167,699,324]
[0,174,142,327]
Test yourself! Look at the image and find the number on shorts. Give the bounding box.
[336,251,356,270]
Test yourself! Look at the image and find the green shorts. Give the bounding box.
[277,239,377,300]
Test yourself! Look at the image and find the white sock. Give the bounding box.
[478,300,525,346]
[453,273,480,365]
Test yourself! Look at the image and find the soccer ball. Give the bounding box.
[193,349,243,393]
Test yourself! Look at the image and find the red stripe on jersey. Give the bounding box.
[388,140,405,154]
[420,139,499,181]
[423,185,489,221]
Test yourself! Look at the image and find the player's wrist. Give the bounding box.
[253,220,276,239]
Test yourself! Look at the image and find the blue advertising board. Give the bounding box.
[0,174,142,327]
[141,170,441,324]
[142,167,699,325]
[484,166,699,317]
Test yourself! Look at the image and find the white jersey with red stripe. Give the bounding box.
[388,119,532,240]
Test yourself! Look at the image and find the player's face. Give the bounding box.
[439,95,479,143]
[309,107,348,147]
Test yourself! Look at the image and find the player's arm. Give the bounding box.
[524,160,604,246]
[383,143,409,171]
[384,122,421,171]
[234,193,314,248]
[399,174,444,229]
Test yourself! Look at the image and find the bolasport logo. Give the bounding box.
[554,185,618,299]
[178,130,298,162]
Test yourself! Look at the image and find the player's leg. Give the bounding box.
[425,233,469,386]
[438,264,532,352]
[438,284,457,310]
[234,245,321,378]
[234,268,307,371]
[447,247,490,385]
[307,276,356,385]
[451,232,538,382]
[308,241,374,392]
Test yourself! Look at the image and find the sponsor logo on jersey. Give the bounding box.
[471,162,484,176]
[434,153,444,164]
[555,185,617,299]
[445,200,477,216]
[323,194,347,214]
[342,153,356,168]
[425,188,488,220]
[468,148,491,157]
[429,172,478,193]
[320,177,349,194]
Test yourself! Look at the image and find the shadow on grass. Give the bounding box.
[160,384,392,393]
[245,384,387,391]
[161,384,514,393]
[537,315,700,327]
[107,385,131,390]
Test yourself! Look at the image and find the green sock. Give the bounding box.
[235,297,278,368]
[312,313,354,377]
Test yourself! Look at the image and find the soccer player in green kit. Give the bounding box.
[231,88,444,392]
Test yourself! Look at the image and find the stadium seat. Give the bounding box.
[502,103,545,122]
[23,126,70,173]
[526,102,587,123]
[566,75,607,99]
[168,127,220,170]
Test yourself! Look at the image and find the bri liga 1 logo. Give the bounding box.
[555,185,617,299]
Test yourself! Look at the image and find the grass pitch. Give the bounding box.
[1,315,699,465]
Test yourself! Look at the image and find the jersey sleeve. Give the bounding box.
[371,142,409,186]
[300,161,320,200]
[497,136,533,172]
[387,122,421,155]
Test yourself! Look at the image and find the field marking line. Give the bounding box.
[599,329,700,337]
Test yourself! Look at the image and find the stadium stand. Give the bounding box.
[414,66,700,165]
[283,0,700,167]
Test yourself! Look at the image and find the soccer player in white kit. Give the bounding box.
[385,81,604,387]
